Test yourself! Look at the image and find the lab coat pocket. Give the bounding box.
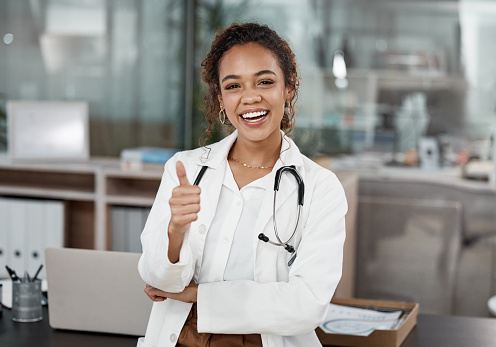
[276,247,291,282]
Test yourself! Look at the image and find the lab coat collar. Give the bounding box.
[195,129,304,170]
[193,130,304,227]
[195,130,238,169]
[273,133,304,172]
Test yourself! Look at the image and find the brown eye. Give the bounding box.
[259,80,274,86]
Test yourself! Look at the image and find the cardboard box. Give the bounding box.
[316,297,419,347]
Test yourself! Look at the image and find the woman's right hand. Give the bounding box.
[144,283,198,303]
[167,161,201,262]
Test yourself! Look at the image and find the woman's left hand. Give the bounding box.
[144,283,198,303]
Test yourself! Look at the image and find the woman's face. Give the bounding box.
[218,42,293,146]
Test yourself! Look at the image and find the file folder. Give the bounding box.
[0,199,11,278]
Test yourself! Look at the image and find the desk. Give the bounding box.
[0,307,137,347]
[2,307,496,347]
[400,314,496,347]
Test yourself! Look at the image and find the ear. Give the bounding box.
[285,86,295,101]
[285,76,296,100]
[217,95,223,108]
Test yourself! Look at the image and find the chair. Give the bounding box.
[355,196,462,315]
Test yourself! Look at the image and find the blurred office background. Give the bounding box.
[1,0,496,318]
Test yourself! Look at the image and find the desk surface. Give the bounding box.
[2,307,496,347]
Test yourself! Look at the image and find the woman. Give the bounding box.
[137,22,347,347]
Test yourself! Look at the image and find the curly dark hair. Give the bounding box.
[200,22,300,145]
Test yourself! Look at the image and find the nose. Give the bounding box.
[241,87,262,104]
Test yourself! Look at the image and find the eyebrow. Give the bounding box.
[221,70,276,83]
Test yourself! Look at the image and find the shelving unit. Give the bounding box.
[298,68,469,155]
[0,157,162,250]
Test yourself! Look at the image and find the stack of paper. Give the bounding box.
[320,303,404,336]
[120,147,179,171]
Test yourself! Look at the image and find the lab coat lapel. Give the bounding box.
[194,131,238,223]
[198,164,224,224]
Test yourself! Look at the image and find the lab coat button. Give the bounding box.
[214,277,221,282]
[170,333,177,342]
[199,224,206,234]
[236,200,242,206]
[223,237,229,243]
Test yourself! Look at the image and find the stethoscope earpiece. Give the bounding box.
[284,244,295,253]
[259,232,295,254]
[258,233,269,242]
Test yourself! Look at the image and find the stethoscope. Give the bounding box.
[193,164,304,261]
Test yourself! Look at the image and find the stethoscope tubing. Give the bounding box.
[271,194,301,253]
[193,164,304,254]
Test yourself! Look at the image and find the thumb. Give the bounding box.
[176,161,191,186]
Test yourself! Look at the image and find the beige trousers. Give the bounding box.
[176,304,263,347]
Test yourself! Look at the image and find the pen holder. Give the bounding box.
[12,279,42,322]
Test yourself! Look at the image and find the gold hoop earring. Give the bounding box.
[284,100,290,117]
[219,108,227,125]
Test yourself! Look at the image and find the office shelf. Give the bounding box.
[0,157,163,250]
[105,195,155,207]
[0,185,95,201]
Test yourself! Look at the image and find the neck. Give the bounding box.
[229,132,282,168]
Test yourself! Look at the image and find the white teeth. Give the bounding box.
[242,111,268,119]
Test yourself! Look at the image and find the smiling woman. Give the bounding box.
[217,42,292,187]
[202,23,299,142]
[137,22,348,347]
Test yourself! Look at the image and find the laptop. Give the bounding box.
[45,248,153,336]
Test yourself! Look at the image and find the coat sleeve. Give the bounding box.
[196,169,347,336]
[138,152,196,293]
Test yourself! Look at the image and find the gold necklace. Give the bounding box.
[227,156,274,169]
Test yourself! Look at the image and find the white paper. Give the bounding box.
[320,303,403,336]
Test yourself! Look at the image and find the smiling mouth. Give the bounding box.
[241,111,269,122]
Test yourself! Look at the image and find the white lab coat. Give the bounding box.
[137,130,347,347]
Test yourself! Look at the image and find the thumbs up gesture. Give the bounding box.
[168,161,201,236]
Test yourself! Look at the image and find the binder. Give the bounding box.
[2,198,64,280]
[111,207,127,252]
[44,200,64,247]
[111,206,150,253]
[9,199,27,275]
[42,200,64,279]
[127,208,143,253]
[0,199,11,278]
[26,199,45,278]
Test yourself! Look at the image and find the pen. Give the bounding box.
[32,264,43,281]
[5,265,20,282]
[392,312,408,329]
